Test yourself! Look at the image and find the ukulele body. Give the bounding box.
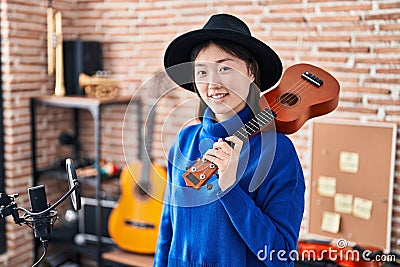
[108,162,167,254]
[261,63,340,134]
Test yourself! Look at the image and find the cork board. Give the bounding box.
[308,119,396,251]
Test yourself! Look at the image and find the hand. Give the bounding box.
[203,135,243,191]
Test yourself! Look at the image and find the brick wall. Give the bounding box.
[1,0,400,266]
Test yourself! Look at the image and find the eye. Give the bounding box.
[219,66,231,73]
[196,70,207,77]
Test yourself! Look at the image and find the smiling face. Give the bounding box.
[194,43,255,122]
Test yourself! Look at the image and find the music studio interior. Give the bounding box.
[1,1,400,267]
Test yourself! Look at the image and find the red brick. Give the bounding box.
[342,86,391,95]
[376,68,400,75]
[364,77,400,84]
[270,6,314,13]
[308,15,360,23]
[303,35,351,42]
[337,106,378,114]
[260,16,306,23]
[380,23,400,31]
[318,46,370,53]
[340,96,363,103]
[379,2,400,9]
[365,12,400,20]
[260,0,301,4]
[329,67,370,74]
[356,35,400,42]
[374,47,400,54]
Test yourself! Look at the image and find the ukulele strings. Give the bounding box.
[234,77,316,139]
[234,79,312,139]
[257,79,312,125]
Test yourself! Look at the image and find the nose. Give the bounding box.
[208,82,222,90]
[207,70,222,90]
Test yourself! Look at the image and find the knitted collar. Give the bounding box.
[202,105,253,138]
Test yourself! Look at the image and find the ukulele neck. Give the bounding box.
[232,108,277,142]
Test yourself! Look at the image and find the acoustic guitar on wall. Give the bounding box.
[108,101,167,254]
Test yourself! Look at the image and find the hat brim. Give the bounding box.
[164,29,282,92]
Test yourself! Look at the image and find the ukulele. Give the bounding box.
[108,101,167,254]
[183,63,340,189]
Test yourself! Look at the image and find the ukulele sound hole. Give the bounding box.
[279,93,299,106]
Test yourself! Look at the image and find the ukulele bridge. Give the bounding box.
[302,71,323,87]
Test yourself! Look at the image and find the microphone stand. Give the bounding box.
[0,179,80,267]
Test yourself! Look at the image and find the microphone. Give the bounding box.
[28,185,52,241]
[0,158,81,267]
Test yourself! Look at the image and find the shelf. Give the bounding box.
[32,95,133,110]
[37,167,119,187]
[30,94,142,267]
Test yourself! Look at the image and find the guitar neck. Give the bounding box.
[140,103,156,187]
[232,108,276,142]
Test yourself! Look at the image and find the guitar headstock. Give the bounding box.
[182,158,218,190]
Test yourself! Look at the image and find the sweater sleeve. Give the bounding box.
[218,136,305,266]
[153,145,175,266]
[153,200,172,266]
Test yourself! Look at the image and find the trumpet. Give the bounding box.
[79,73,120,98]
[47,6,66,96]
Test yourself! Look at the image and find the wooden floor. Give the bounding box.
[102,249,154,267]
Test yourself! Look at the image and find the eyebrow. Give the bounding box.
[194,58,234,67]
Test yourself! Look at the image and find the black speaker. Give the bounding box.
[63,40,103,95]
[75,197,115,245]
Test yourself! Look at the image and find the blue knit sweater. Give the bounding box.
[154,105,305,267]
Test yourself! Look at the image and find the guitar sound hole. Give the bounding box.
[279,93,299,106]
[137,186,148,196]
[134,185,150,201]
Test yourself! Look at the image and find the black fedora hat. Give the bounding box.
[164,13,282,92]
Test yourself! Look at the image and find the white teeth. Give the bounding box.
[211,93,227,99]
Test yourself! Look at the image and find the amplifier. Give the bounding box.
[74,197,115,245]
[63,40,103,95]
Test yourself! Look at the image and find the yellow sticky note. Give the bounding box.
[334,193,353,214]
[339,152,359,173]
[321,212,341,234]
[317,176,336,197]
[353,197,373,220]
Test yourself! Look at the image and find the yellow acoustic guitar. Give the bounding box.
[108,103,167,254]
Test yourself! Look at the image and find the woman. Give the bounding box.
[154,14,305,266]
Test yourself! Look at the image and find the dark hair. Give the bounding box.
[190,40,261,121]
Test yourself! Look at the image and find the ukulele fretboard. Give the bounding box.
[232,109,276,141]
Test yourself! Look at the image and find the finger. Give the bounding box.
[225,135,243,152]
[213,141,232,155]
[203,154,224,168]
[205,148,230,160]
